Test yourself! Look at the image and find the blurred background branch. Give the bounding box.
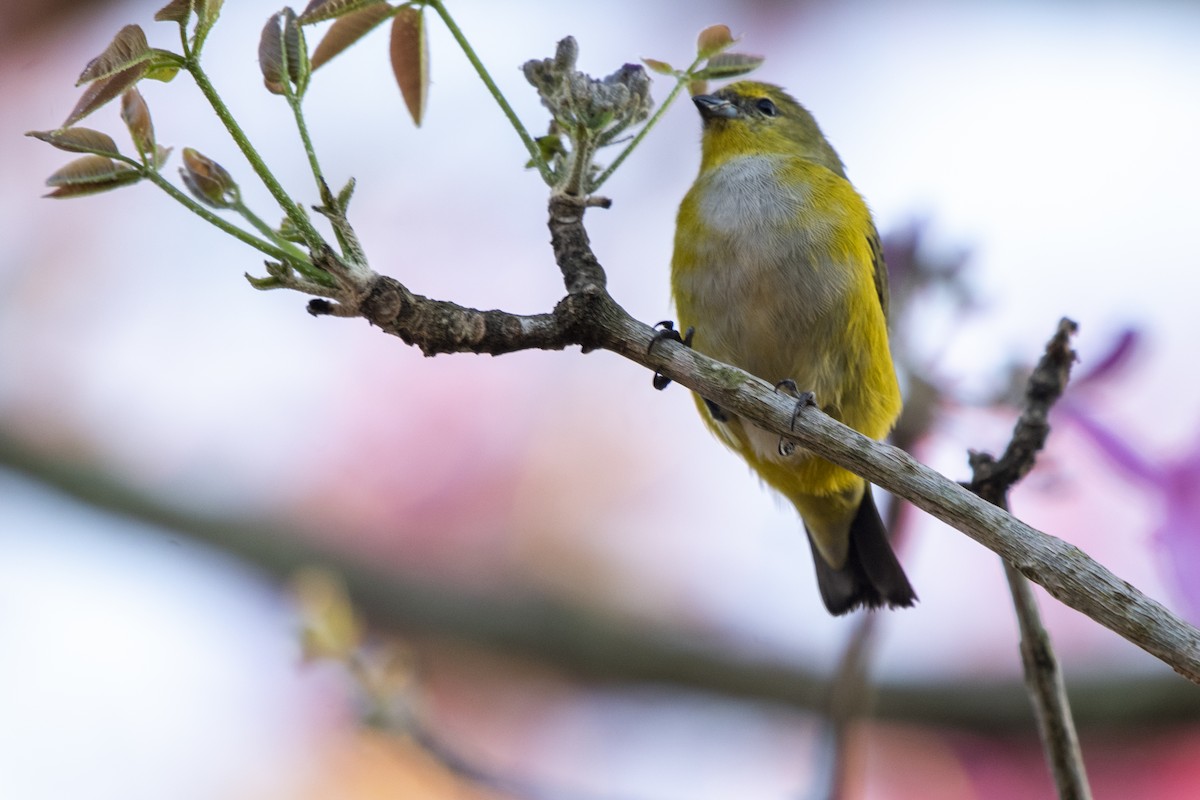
[4,424,1197,732]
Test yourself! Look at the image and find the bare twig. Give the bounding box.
[968,318,1092,800]
[968,319,1078,498]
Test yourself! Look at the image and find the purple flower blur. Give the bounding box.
[1060,329,1200,620]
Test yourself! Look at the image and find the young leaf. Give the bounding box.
[121,88,155,161]
[77,25,151,85]
[299,0,387,25]
[259,8,308,95]
[144,63,182,82]
[259,12,286,93]
[529,133,565,170]
[245,273,285,290]
[45,153,136,185]
[289,17,311,95]
[154,0,193,25]
[310,3,394,70]
[44,170,143,198]
[144,49,185,83]
[194,0,224,48]
[696,24,736,59]
[278,215,305,243]
[694,52,764,81]
[26,128,120,157]
[641,58,676,76]
[389,6,428,126]
[336,177,356,212]
[64,62,150,127]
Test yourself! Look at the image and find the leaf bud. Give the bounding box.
[180,147,239,208]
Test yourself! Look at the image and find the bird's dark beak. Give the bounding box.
[692,94,738,120]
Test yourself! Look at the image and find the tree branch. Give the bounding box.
[969,318,1077,499]
[968,318,1092,800]
[301,198,1200,684]
[308,196,620,355]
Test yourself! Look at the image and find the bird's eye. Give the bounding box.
[756,98,778,117]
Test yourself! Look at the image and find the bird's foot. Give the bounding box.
[774,380,816,456]
[648,321,693,390]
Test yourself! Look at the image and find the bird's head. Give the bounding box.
[692,81,846,177]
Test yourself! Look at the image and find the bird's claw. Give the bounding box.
[648,320,694,351]
[648,322,728,422]
[774,380,816,456]
[649,321,694,390]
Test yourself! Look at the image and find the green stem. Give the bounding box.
[276,19,326,203]
[186,58,324,247]
[177,21,190,59]
[288,95,326,200]
[229,198,332,286]
[234,200,281,240]
[427,0,553,185]
[592,60,703,190]
[283,84,358,260]
[233,201,311,263]
[142,169,297,264]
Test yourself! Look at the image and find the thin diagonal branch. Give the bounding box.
[968,318,1092,800]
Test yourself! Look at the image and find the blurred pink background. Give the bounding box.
[3,0,1200,798]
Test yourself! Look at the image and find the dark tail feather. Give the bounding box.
[810,489,917,616]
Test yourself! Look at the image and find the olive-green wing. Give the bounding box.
[867,223,889,321]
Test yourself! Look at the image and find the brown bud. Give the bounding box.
[180,147,238,208]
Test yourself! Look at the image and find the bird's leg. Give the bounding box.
[774,379,816,456]
[648,320,694,391]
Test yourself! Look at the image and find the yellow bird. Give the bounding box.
[670,81,915,614]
